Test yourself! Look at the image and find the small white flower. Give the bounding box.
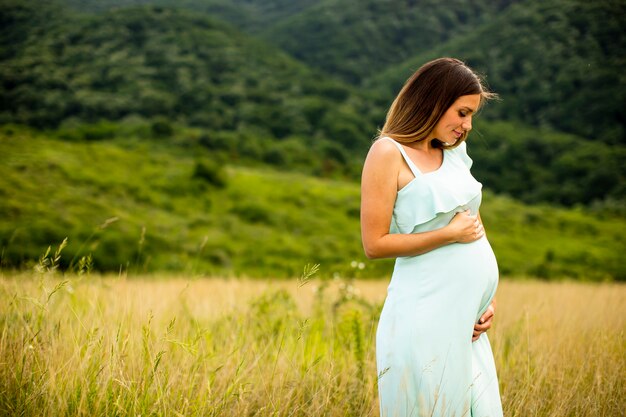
[350,261,358,268]
[358,262,365,270]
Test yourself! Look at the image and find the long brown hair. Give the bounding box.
[380,57,496,149]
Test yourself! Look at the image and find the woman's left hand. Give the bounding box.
[472,300,496,342]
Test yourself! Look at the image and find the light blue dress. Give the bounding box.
[376,137,503,417]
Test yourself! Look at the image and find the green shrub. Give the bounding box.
[230,201,275,225]
[192,160,227,188]
[151,118,174,138]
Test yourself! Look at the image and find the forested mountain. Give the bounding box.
[1,0,624,277]
[0,3,379,173]
[60,0,626,145]
[368,0,626,145]
[259,0,518,84]
[468,121,625,206]
[64,0,518,84]
[64,0,321,33]
[1,0,624,207]
[0,0,64,60]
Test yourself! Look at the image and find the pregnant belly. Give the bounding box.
[389,237,499,320]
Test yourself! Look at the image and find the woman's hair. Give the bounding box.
[379,57,496,149]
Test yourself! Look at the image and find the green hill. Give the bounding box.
[258,0,514,84]
[0,4,379,155]
[1,0,624,208]
[367,0,626,145]
[1,126,624,280]
[360,0,626,207]
[63,0,321,33]
[468,120,625,206]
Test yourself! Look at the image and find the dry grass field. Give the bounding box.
[1,271,624,416]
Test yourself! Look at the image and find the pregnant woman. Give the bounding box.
[360,58,503,417]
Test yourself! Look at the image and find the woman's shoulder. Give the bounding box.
[363,136,403,170]
[369,136,401,157]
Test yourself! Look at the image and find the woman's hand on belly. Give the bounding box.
[447,209,484,244]
[472,300,495,342]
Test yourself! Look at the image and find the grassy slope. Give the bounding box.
[1,127,624,280]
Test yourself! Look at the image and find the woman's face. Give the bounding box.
[431,94,481,145]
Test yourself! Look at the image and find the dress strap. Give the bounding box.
[383,137,422,177]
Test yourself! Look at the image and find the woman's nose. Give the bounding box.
[462,119,472,131]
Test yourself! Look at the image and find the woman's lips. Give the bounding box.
[453,130,462,138]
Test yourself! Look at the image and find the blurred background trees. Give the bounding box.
[1,0,624,278]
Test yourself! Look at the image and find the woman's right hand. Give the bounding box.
[447,210,484,243]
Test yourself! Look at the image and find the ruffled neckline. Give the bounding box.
[391,145,482,231]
